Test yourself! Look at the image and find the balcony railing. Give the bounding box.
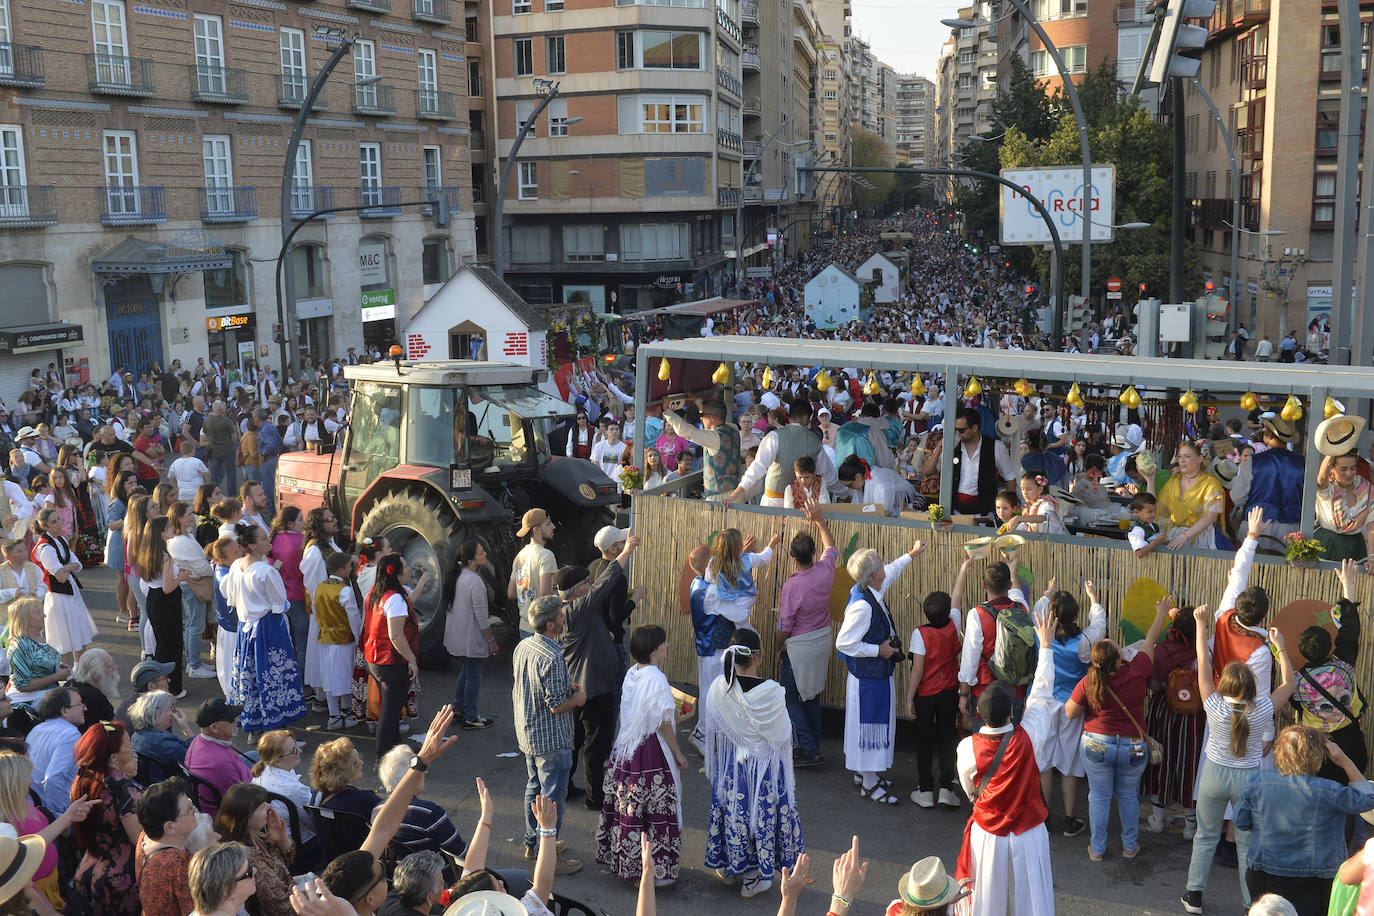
[0,44,45,88]
[346,0,392,12]
[413,0,452,23]
[290,185,335,219]
[718,129,742,152]
[353,83,397,116]
[98,185,165,226]
[718,187,741,206]
[717,8,741,43]
[0,186,57,227]
[742,0,759,24]
[469,129,486,149]
[742,49,760,70]
[87,53,155,97]
[742,96,761,115]
[359,185,403,217]
[742,187,763,201]
[200,186,258,223]
[277,74,328,110]
[190,64,249,104]
[420,185,462,217]
[416,88,457,120]
[793,28,817,60]
[742,139,761,157]
[717,70,741,97]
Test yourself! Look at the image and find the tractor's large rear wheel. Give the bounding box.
[357,489,462,670]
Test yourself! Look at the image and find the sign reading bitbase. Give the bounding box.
[1000,166,1116,246]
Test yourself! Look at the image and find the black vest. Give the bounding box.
[952,435,1001,515]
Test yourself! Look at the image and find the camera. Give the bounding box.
[887,635,909,664]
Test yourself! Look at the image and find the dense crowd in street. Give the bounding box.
[0,208,1363,916]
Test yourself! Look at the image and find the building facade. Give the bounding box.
[0,0,476,391]
[895,74,935,167]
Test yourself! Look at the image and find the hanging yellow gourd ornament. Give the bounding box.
[1281,395,1303,421]
[657,358,671,381]
[964,375,983,398]
[1067,382,1084,408]
[1324,396,1344,419]
[911,375,926,396]
[816,369,833,392]
[863,373,881,396]
[712,362,731,385]
[1240,391,1258,412]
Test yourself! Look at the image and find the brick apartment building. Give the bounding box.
[0,0,475,391]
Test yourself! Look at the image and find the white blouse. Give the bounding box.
[223,558,288,623]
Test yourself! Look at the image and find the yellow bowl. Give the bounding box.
[963,536,994,559]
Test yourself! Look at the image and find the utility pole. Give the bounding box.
[1329,0,1364,366]
[1170,77,1188,356]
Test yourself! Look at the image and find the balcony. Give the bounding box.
[1240,53,1267,89]
[98,185,165,226]
[420,185,463,217]
[742,96,761,115]
[741,1,759,25]
[277,74,328,110]
[416,88,457,120]
[466,18,479,41]
[717,8,741,44]
[0,186,57,227]
[742,139,761,157]
[1189,197,1231,231]
[718,128,742,152]
[190,64,249,104]
[742,49,760,71]
[718,187,741,206]
[200,186,258,223]
[359,185,403,218]
[0,44,46,88]
[346,0,392,12]
[743,186,763,201]
[469,129,486,149]
[290,185,335,219]
[793,27,817,62]
[353,83,397,116]
[717,70,741,97]
[413,0,452,23]
[86,53,155,97]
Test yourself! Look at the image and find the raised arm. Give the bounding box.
[458,777,493,875]
[950,556,974,619]
[1140,592,1170,662]
[360,706,457,858]
[1215,508,1264,616]
[1193,604,1215,702]
[1268,626,1295,708]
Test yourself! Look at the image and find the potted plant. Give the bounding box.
[1283,532,1324,567]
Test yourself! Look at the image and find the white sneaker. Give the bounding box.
[740,877,773,899]
[1182,818,1197,840]
[938,788,961,808]
[1146,813,1165,833]
[187,665,217,679]
[911,790,935,808]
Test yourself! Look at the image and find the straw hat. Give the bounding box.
[995,534,1026,556]
[1314,414,1367,458]
[0,835,46,904]
[443,891,526,916]
[897,857,962,909]
[1261,415,1298,444]
[963,536,994,559]
[1210,458,1239,485]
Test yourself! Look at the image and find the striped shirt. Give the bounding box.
[1203,692,1274,768]
[370,797,467,860]
[512,633,574,758]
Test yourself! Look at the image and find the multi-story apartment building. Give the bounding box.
[0,0,475,388]
[815,37,851,216]
[936,35,956,168]
[937,8,996,158]
[877,64,898,155]
[1184,0,1345,341]
[896,74,936,167]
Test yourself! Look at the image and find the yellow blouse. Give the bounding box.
[1158,472,1225,530]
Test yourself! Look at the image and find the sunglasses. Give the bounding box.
[237,865,256,883]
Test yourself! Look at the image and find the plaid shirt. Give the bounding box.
[512,632,574,757]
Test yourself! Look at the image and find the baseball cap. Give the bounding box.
[977,681,1014,727]
[516,508,550,537]
[195,698,243,728]
[554,565,589,591]
[131,659,176,690]
[593,526,629,552]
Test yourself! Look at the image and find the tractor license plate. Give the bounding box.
[450,466,472,490]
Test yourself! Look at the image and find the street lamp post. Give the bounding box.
[735,121,789,290]
[1223,221,1287,335]
[494,79,562,280]
[279,27,356,380]
[1189,77,1241,336]
[944,3,1094,351]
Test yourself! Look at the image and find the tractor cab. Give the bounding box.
[405,382,570,478]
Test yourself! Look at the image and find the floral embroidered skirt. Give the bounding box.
[703,745,804,882]
[596,734,682,882]
[231,613,307,731]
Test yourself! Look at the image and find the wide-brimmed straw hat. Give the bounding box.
[1314,414,1366,457]
[897,857,962,909]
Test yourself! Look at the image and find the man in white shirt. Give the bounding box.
[240,480,271,533]
[284,405,340,450]
[507,508,557,637]
[168,440,211,501]
[27,686,83,814]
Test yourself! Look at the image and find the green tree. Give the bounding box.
[850,129,896,210]
[993,56,1059,143]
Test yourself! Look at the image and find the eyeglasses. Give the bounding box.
[953,425,969,433]
[236,865,256,883]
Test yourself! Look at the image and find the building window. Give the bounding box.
[546,36,565,74]
[640,31,703,69]
[193,14,226,97]
[423,146,442,191]
[1313,172,1336,225]
[0,125,27,217]
[518,161,537,199]
[510,225,550,263]
[824,89,836,100]
[1034,0,1087,19]
[620,223,688,260]
[513,0,531,13]
[291,243,326,299]
[202,135,233,214]
[616,31,635,69]
[280,28,306,99]
[1030,45,1086,77]
[825,69,837,80]
[91,0,129,62]
[359,142,382,205]
[825,131,836,141]
[514,38,533,76]
[102,130,139,216]
[641,96,704,132]
[546,0,563,10]
[563,225,605,261]
[422,237,451,284]
[291,141,314,212]
[354,40,379,108]
[548,99,571,136]
[468,60,482,95]
[418,48,439,99]
[205,249,249,308]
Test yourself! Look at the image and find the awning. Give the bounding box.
[91,234,233,276]
[0,323,83,355]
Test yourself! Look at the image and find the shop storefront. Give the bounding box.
[0,323,83,405]
[359,237,396,353]
[205,312,256,372]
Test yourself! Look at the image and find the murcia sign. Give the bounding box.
[1000,166,1116,246]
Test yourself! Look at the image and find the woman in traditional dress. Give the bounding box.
[1157,441,1230,550]
[59,445,103,565]
[71,720,143,916]
[597,624,687,886]
[222,522,306,734]
[32,507,96,665]
[836,540,926,805]
[703,527,781,632]
[359,553,427,759]
[104,469,139,627]
[1314,448,1374,564]
[0,537,45,610]
[703,629,803,899]
[299,507,341,711]
[1013,472,1067,536]
[1144,607,1204,839]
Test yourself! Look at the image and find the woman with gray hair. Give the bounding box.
[389,850,446,915]
[836,538,928,805]
[187,842,255,916]
[128,690,191,779]
[375,744,468,881]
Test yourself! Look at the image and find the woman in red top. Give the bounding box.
[268,506,309,690]
[361,553,429,760]
[1066,597,1168,862]
[133,779,199,916]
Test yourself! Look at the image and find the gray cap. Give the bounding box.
[131,659,175,690]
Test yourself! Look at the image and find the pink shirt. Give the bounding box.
[777,546,838,637]
[184,734,251,817]
[270,531,306,601]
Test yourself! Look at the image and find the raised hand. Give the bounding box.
[832,835,869,905]
[1247,505,1269,537]
[1032,604,1055,649]
[781,852,811,899]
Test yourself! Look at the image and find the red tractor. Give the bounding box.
[277,360,620,665]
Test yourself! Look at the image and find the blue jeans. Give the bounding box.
[259,455,279,512]
[1080,732,1148,856]
[180,584,206,671]
[1187,760,1255,905]
[208,454,236,496]
[285,599,309,672]
[780,653,822,758]
[523,747,572,849]
[452,656,484,721]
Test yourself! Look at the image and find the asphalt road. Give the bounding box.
[81,564,1240,916]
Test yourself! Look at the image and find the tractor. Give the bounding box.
[276,360,621,666]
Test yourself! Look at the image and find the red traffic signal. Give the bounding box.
[1139,282,1148,293]
[1205,281,1214,292]
[1024,285,1036,295]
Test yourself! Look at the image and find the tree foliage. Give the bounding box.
[850,129,896,210]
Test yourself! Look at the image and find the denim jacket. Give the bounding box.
[1235,771,1374,877]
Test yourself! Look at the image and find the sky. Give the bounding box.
[849,0,953,80]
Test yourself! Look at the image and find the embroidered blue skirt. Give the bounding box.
[231,612,307,731]
[704,744,804,881]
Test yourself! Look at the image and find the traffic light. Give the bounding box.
[1205,280,1214,293]
[1067,295,1089,333]
[272,323,284,344]
[1196,293,1229,358]
[1149,0,1215,83]
[1139,282,1148,296]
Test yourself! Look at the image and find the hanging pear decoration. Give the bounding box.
[1014,377,1034,397]
[964,375,983,399]
[1324,396,1344,420]
[1067,382,1084,408]
[1123,386,1142,409]
[863,372,881,396]
[761,366,773,390]
[1281,395,1303,421]
[816,369,833,392]
[1179,389,1199,413]
[1240,391,1258,412]
[911,375,926,397]
[657,358,671,382]
[712,362,731,385]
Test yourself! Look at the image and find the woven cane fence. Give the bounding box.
[630,492,1374,759]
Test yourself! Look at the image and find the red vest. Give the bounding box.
[972,598,1025,698]
[1211,608,1266,686]
[956,728,1048,881]
[362,589,418,666]
[916,621,960,697]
